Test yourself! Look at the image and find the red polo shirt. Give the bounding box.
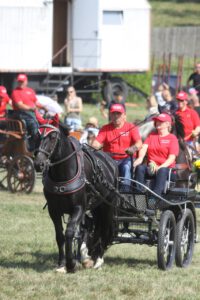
[0,95,9,117]
[176,107,200,141]
[96,122,141,160]
[11,87,37,110]
[144,132,179,168]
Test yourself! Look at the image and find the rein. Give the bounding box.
[38,124,81,168]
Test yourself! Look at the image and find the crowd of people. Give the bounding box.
[1,66,200,196]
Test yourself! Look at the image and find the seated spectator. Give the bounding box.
[80,117,99,145]
[159,90,178,114]
[64,86,83,131]
[134,113,179,196]
[154,83,170,108]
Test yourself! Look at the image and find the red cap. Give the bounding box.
[0,85,8,98]
[110,104,125,114]
[176,91,188,101]
[17,74,28,82]
[153,113,172,123]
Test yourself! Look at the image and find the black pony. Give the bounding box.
[34,119,118,272]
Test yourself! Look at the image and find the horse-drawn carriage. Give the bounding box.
[112,173,197,270]
[34,118,198,272]
[0,118,35,193]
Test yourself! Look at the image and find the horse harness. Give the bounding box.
[39,125,86,195]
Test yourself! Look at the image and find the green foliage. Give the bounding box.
[150,1,200,27]
[116,72,152,97]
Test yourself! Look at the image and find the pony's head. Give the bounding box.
[34,115,69,171]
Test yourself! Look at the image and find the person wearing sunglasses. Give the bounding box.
[64,86,83,131]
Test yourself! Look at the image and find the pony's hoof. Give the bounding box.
[93,257,104,269]
[82,259,94,269]
[55,266,66,273]
[67,261,82,273]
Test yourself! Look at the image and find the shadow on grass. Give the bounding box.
[0,251,58,272]
[105,255,156,268]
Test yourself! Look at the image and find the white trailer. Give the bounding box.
[0,0,151,99]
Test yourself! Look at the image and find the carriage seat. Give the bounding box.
[145,163,197,196]
[164,163,197,198]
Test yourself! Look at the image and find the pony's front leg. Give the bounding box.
[65,205,83,272]
[49,214,65,272]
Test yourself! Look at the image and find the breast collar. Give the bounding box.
[43,136,85,195]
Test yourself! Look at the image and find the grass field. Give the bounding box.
[150,1,200,27]
[1,179,200,300]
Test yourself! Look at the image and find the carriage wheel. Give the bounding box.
[157,210,176,270]
[175,208,195,268]
[0,167,8,190]
[7,155,35,194]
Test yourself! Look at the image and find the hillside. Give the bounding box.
[150,1,200,27]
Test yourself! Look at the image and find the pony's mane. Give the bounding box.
[59,122,70,136]
[171,113,185,139]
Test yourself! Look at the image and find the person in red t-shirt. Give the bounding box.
[134,113,179,196]
[11,74,42,151]
[175,91,200,145]
[92,103,142,190]
[0,86,10,118]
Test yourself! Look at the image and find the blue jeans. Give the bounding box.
[116,157,132,191]
[135,165,176,196]
[64,117,82,131]
[18,111,39,152]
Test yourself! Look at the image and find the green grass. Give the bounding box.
[0,180,200,300]
[150,1,200,27]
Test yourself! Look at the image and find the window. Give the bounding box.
[103,11,123,25]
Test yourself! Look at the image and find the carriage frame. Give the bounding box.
[0,118,35,193]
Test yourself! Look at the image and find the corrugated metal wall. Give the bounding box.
[0,1,53,72]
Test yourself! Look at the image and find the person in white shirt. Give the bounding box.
[36,95,63,118]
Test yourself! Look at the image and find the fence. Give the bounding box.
[152,27,200,57]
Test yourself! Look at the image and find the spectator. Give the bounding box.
[100,90,126,120]
[11,74,41,151]
[80,117,99,145]
[154,83,170,108]
[159,89,178,114]
[188,88,200,117]
[64,86,83,131]
[36,94,63,118]
[187,63,200,97]
[0,86,10,118]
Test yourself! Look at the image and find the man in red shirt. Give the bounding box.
[11,74,41,151]
[0,86,10,118]
[134,113,179,196]
[92,103,142,190]
[175,91,200,145]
